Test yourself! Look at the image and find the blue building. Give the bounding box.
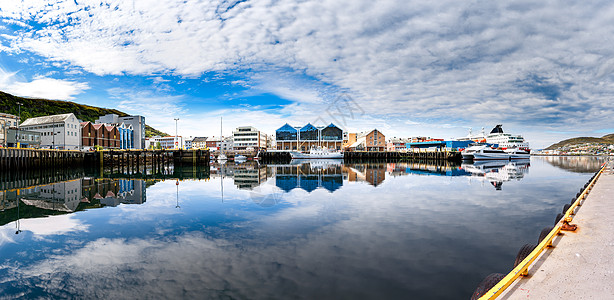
[116,123,134,149]
[276,123,343,151]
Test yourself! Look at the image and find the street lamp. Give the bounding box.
[16,102,22,148]
[174,118,179,149]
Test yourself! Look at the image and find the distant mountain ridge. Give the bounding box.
[0,91,168,137]
[546,134,614,150]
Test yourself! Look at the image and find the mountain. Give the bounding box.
[546,134,614,150]
[0,91,167,137]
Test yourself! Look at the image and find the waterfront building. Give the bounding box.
[221,136,234,152]
[233,126,267,151]
[387,138,411,152]
[184,137,193,150]
[116,123,134,149]
[0,112,20,147]
[205,137,221,151]
[96,114,146,149]
[81,121,121,149]
[345,129,386,152]
[6,128,41,148]
[20,113,81,150]
[275,123,343,151]
[205,136,233,152]
[191,137,208,149]
[147,136,183,149]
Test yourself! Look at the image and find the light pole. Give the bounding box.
[16,102,22,148]
[174,118,179,149]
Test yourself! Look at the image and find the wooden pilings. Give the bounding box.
[344,150,462,161]
[1,148,210,172]
[258,149,462,162]
[0,148,85,170]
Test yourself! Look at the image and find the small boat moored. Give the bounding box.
[289,147,343,159]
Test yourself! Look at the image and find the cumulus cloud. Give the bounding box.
[0,67,89,100]
[1,0,613,144]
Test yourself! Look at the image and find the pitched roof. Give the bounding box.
[276,123,297,132]
[21,113,75,126]
[192,137,208,142]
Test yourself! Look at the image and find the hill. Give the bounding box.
[0,91,167,137]
[546,134,614,150]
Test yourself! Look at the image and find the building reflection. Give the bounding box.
[343,163,386,186]
[0,177,147,227]
[210,161,272,190]
[275,160,344,192]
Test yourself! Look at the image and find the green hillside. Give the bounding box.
[546,134,614,150]
[0,91,167,137]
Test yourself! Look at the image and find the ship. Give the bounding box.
[457,125,530,152]
[289,147,344,159]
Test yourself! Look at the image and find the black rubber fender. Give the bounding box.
[562,203,571,214]
[538,226,554,244]
[513,243,536,267]
[470,273,506,300]
[554,212,564,225]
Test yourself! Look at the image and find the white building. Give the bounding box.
[0,112,19,147]
[145,136,183,149]
[221,136,234,152]
[184,137,193,150]
[20,113,81,150]
[232,126,267,150]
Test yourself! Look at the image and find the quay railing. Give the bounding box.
[477,161,608,299]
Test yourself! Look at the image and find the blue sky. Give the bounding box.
[1,0,614,148]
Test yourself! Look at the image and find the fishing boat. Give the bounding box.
[289,147,343,159]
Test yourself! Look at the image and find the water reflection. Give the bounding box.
[540,155,608,173]
[461,160,530,190]
[0,157,609,299]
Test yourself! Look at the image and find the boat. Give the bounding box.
[289,147,343,159]
[234,154,247,161]
[504,148,531,159]
[461,144,509,160]
[457,125,530,152]
[486,125,530,152]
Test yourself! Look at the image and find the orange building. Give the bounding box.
[345,129,386,151]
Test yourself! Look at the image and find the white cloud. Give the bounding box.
[1,0,614,144]
[0,67,89,100]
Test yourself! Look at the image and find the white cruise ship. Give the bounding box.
[457,125,530,152]
[485,125,530,152]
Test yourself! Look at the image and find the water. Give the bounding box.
[0,156,607,299]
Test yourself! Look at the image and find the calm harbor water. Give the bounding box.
[0,156,607,299]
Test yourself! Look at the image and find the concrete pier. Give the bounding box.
[499,161,614,299]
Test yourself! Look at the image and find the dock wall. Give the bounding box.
[0,148,210,171]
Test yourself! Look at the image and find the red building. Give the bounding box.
[81,122,120,149]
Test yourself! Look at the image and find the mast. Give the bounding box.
[220,116,223,155]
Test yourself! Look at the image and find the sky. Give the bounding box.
[0,1,613,148]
